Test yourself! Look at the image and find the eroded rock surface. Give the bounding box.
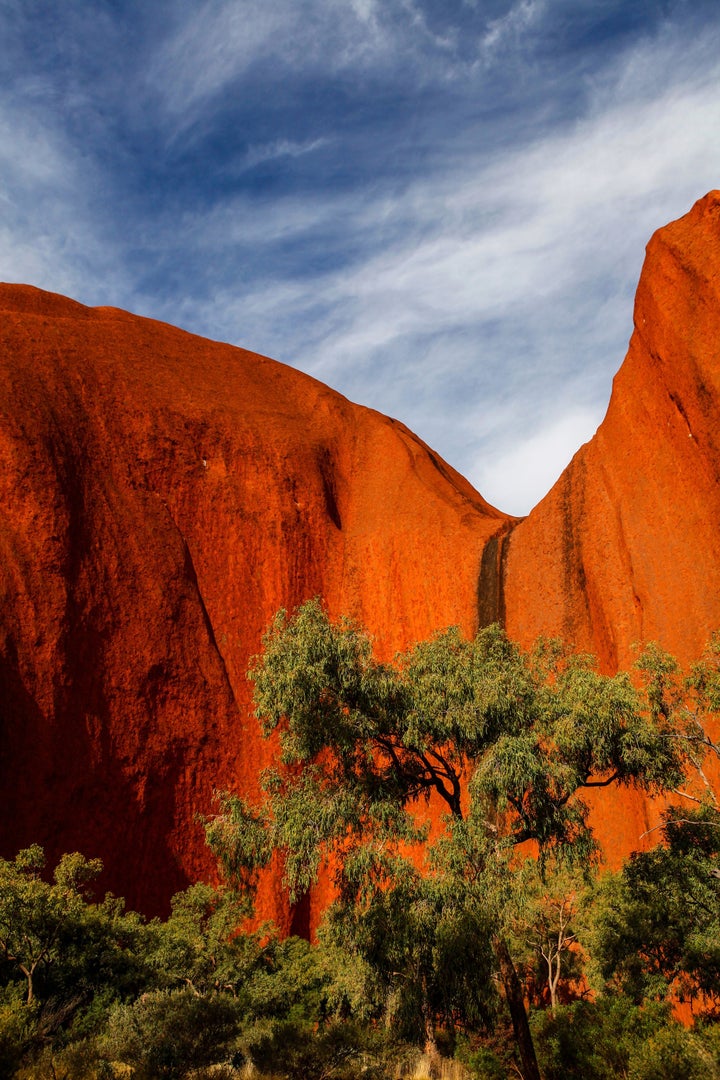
[2,191,720,915]
[0,285,509,919]
[503,191,720,667]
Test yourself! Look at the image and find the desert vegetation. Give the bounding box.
[3,605,720,1079]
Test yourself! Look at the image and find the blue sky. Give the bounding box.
[2,1,720,514]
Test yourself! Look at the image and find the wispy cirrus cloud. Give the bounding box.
[0,94,128,300]
[148,0,551,132]
[149,0,394,121]
[480,0,545,56]
[240,137,332,172]
[142,16,720,513]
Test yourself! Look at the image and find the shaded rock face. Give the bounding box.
[0,286,509,920]
[2,191,720,917]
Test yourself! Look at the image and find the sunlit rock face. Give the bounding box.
[498,191,720,857]
[0,284,509,921]
[1,191,719,919]
[502,190,720,673]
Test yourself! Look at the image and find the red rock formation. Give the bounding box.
[502,190,720,671]
[500,191,720,855]
[2,191,720,915]
[0,284,510,921]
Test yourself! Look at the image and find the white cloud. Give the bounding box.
[150,0,394,120]
[349,0,380,23]
[148,0,505,128]
[164,21,720,513]
[0,107,71,193]
[194,44,720,374]
[160,2,288,107]
[471,406,601,516]
[481,0,545,56]
[240,137,331,171]
[0,96,128,301]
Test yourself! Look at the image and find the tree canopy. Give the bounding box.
[5,612,720,1078]
[206,600,691,1079]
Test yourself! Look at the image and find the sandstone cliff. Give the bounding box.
[0,285,509,921]
[1,191,719,916]
[499,191,720,855]
[503,190,720,670]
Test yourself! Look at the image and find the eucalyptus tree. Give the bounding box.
[206,600,687,1080]
[587,634,720,1010]
[0,846,103,1006]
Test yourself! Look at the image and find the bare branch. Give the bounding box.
[640,817,720,840]
[671,788,716,808]
[582,773,619,789]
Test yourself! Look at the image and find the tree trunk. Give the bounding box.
[549,952,560,1014]
[20,963,34,1005]
[421,976,441,1079]
[493,936,542,1080]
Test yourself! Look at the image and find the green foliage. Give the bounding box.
[13,1037,113,1080]
[238,1015,406,1080]
[0,992,37,1077]
[533,995,662,1079]
[626,1023,717,1080]
[575,635,720,1015]
[0,843,415,1079]
[0,847,102,1005]
[504,863,588,1011]
[241,934,331,1022]
[587,806,720,1006]
[207,601,692,1080]
[7,615,720,1077]
[102,987,240,1079]
[231,604,686,890]
[533,996,720,1080]
[148,881,263,996]
[0,850,279,1076]
[203,793,273,896]
[213,932,411,1078]
[0,845,155,1071]
[321,860,498,1043]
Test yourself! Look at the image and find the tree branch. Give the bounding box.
[640,817,720,839]
[581,773,619,789]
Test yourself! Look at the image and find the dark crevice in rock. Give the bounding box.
[477,522,517,630]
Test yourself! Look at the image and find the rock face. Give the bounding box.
[499,191,720,856]
[502,191,720,668]
[1,191,720,916]
[0,285,510,921]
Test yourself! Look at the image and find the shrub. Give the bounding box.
[102,988,240,1079]
[238,1016,407,1079]
[627,1024,718,1080]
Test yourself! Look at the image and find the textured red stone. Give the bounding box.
[503,190,720,670]
[501,191,720,857]
[0,284,509,922]
[2,191,720,919]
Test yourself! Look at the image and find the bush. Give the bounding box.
[238,1016,407,1079]
[14,1039,115,1080]
[102,988,240,1079]
[0,994,37,1077]
[627,1024,718,1080]
[532,995,670,1080]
